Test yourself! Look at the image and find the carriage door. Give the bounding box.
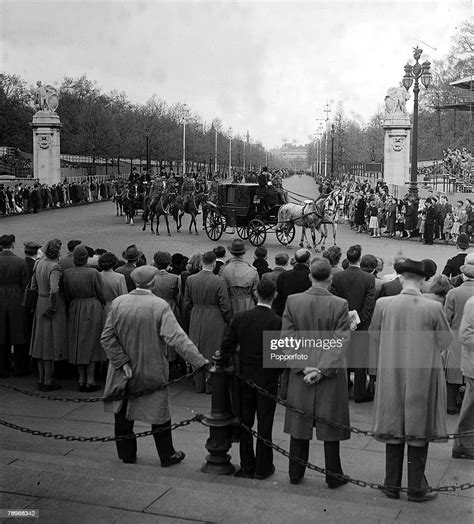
[227,186,237,227]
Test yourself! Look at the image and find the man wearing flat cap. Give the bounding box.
[101,265,208,466]
[219,239,259,315]
[369,259,452,502]
[0,234,29,377]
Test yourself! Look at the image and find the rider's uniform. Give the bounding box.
[167,176,178,194]
[195,176,207,195]
[181,176,195,206]
[150,178,165,206]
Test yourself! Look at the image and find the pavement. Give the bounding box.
[0,374,473,524]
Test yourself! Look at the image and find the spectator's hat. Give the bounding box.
[171,253,185,266]
[24,241,42,250]
[460,253,474,278]
[456,233,469,250]
[421,259,437,279]
[131,266,158,287]
[154,251,171,266]
[122,244,139,261]
[229,239,246,255]
[399,258,426,277]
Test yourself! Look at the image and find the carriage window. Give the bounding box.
[227,187,235,204]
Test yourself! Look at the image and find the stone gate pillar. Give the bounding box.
[31,111,62,186]
[383,113,411,189]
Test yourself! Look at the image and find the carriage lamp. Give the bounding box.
[402,46,432,200]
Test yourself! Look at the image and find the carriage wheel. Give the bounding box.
[276,223,295,246]
[205,209,224,241]
[236,226,249,240]
[247,219,267,246]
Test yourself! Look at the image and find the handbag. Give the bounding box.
[21,260,39,310]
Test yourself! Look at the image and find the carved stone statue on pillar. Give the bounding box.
[382,84,412,190]
[31,81,62,185]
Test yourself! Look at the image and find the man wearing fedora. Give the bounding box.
[370,259,452,502]
[219,239,258,315]
[116,245,140,292]
[444,253,474,414]
[101,265,208,466]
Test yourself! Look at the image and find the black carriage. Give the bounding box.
[204,183,295,246]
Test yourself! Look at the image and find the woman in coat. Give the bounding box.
[98,252,127,318]
[354,194,366,233]
[30,238,67,391]
[63,245,106,392]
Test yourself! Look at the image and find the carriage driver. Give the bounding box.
[195,173,207,195]
[208,175,219,204]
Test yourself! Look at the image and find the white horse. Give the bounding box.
[305,189,342,249]
[277,199,325,249]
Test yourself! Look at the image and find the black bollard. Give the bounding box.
[201,350,235,475]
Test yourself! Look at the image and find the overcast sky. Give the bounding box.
[0,0,470,148]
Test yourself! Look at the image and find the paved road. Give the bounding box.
[1,176,459,275]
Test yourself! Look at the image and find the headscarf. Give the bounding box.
[73,245,89,266]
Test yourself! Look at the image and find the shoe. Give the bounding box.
[42,383,61,392]
[290,477,302,485]
[354,395,374,404]
[122,456,137,464]
[379,486,400,499]
[327,477,349,489]
[84,383,102,393]
[161,450,185,467]
[78,383,86,392]
[235,469,255,479]
[408,491,438,503]
[452,450,474,460]
[255,465,275,480]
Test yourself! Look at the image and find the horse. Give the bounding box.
[276,199,325,249]
[169,192,205,235]
[122,183,146,226]
[112,184,124,216]
[142,191,173,236]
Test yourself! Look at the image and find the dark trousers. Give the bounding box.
[424,223,434,244]
[447,382,462,413]
[385,443,429,495]
[289,438,343,483]
[114,400,174,462]
[0,342,30,377]
[239,378,277,475]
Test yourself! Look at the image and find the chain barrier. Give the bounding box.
[0,414,203,442]
[235,373,474,442]
[238,423,474,493]
[0,367,203,403]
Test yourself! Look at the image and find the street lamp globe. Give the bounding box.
[421,61,432,89]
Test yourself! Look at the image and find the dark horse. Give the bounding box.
[122,183,146,226]
[112,183,124,216]
[142,191,173,236]
[169,193,205,235]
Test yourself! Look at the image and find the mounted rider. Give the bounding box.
[181,173,196,208]
[195,173,207,195]
[167,172,178,194]
[149,175,166,207]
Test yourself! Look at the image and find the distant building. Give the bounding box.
[278,143,309,170]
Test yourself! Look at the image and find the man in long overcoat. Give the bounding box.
[443,254,474,414]
[283,258,351,488]
[184,251,231,392]
[101,265,208,466]
[369,259,453,502]
[0,234,29,377]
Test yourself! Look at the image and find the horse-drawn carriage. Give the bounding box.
[204,183,295,246]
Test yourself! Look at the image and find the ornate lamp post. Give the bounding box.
[323,104,331,177]
[402,46,432,199]
[228,127,233,178]
[145,133,150,173]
